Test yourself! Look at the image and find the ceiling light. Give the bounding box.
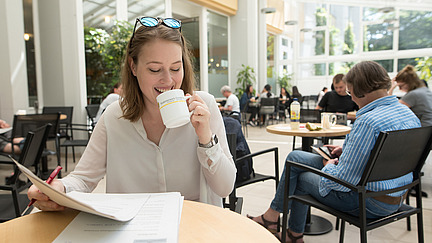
[300,28,312,32]
[285,20,298,25]
[378,7,395,13]
[383,18,398,23]
[104,16,111,23]
[261,7,276,14]
[24,33,30,41]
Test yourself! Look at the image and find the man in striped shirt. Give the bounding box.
[248,61,421,242]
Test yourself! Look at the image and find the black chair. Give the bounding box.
[85,104,100,129]
[240,100,252,137]
[43,107,92,171]
[281,126,432,243]
[292,109,322,150]
[223,117,279,213]
[10,114,61,178]
[259,97,278,127]
[224,133,243,214]
[0,124,51,222]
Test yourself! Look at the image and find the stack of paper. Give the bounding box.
[54,192,183,243]
[13,159,184,243]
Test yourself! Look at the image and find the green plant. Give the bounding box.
[84,20,133,98]
[277,73,293,91]
[235,64,256,98]
[415,56,432,83]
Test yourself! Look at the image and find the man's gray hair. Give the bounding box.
[220,85,232,93]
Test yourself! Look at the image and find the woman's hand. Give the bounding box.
[324,145,342,157]
[388,78,398,95]
[27,179,66,211]
[186,94,212,146]
[0,120,10,129]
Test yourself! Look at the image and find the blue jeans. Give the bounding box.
[270,151,402,234]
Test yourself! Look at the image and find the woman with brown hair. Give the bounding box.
[389,65,432,127]
[28,17,236,210]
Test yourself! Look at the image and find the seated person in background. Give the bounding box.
[94,82,123,123]
[316,73,358,120]
[28,17,236,211]
[259,84,275,100]
[317,86,328,104]
[389,65,432,127]
[220,85,240,119]
[0,119,24,154]
[279,87,291,118]
[240,84,259,126]
[248,61,420,242]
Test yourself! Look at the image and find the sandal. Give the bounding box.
[274,230,304,243]
[247,214,279,234]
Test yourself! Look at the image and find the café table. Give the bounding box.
[0,200,279,243]
[267,123,351,152]
[266,123,351,235]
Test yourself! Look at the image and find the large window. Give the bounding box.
[294,1,432,96]
[399,10,432,50]
[329,5,361,56]
[363,8,394,52]
[207,11,228,97]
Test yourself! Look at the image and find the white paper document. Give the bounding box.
[14,159,148,221]
[54,193,184,243]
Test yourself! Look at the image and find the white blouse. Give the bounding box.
[61,91,236,207]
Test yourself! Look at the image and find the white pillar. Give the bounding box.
[230,0,259,92]
[0,0,29,121]
[199,8,209,92]
[116,0,128,21]
[257,0,267,91]
[37,0,87,123]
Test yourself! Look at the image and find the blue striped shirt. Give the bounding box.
[319,95,421,197]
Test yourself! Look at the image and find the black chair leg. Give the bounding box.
[72,146,76,162]
[406,195,411,231]
[339,219,345,243]
[12,190,20,217]
[335,217,340,230]
[65,146,68,172]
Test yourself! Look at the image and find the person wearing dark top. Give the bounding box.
[240,84,259,125]
[316,74,358,120]
[279,87,291,118]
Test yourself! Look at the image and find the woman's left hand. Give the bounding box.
[186,93,212,145]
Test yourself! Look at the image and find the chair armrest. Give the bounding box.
[286,160,357,191]
[71,123,91,128]
[236,147,278,164]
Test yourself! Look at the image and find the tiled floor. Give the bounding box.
[2,122,431,242]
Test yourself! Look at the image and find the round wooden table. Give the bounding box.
[0,200,279,243]
[266,123,351,235]
[266,123,351,152]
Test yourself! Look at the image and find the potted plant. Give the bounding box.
[277,72,293,91]
[235,64,256,98]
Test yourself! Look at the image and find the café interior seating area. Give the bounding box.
[1,124,430,242]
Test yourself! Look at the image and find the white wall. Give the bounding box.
[0,0,29,121]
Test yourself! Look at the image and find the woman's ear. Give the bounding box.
[129,57,136,76]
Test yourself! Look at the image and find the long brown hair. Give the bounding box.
[395,65,423,92]
[120,24,196,122]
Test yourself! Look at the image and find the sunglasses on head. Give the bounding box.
[130,17,182,47]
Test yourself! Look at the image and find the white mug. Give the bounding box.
[156,89,192,128]
[321,112,337,130]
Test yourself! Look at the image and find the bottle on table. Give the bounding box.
[290,98,300,130]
